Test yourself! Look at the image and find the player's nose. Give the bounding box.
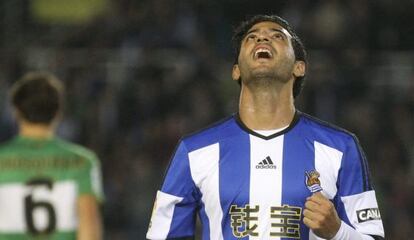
[256,33,270,43]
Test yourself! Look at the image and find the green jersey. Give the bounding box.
[0,136,103,240]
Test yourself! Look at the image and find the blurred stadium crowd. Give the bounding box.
[0,0,413,239]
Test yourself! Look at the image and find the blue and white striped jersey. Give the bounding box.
[147,111,384,240]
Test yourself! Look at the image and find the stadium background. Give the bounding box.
[0,0,412,239]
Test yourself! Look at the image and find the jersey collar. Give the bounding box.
[234,110,301,140]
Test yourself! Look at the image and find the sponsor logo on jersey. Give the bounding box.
[357,208,381,223]
[229,204,301,238]
[255,156,276,169]
[305,170,322,193]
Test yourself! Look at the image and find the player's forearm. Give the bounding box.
[77,221,102,240]
[77,195,103,240]
[77,227,102,240]
[330,221,381,240]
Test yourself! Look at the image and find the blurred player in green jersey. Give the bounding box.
[0,72,103,240]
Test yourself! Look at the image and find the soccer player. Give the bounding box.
[147,15,384,239]
[0,72,103,240]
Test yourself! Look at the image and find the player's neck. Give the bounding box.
[238,82,295,130]
[19,120,55,139]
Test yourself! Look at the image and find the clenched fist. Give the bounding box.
[303,192,341,239]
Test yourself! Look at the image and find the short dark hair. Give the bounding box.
[232,14,307,98]
[10,71,64,124]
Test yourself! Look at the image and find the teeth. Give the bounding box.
[255,48,272,58]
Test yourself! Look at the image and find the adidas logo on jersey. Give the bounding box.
[256,156,276,169]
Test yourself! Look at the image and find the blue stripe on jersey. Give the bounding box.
[282,125,315,240]
[162,142,198,238]
[169,203,197,237]
[199,201,211,240]
[352,135,373,191]
[183,116,236,152]
[162,142,195,196]
[219,131,251,240]
[333,194,352,226]
[337,138,367,196]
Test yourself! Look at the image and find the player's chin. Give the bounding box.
[251,66,275,75]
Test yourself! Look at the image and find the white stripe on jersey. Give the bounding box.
[314,141,343,199]
[310,141,343,240]
[0,181,77,232]
[249,135,284,239]
[189,143,223,240]
[341,191,385,237]
[147,191,184,239]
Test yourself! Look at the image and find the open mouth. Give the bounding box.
[254,48,273,59]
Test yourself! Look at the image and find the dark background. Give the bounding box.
[0,0,412,239]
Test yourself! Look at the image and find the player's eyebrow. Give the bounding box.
[246,28,259,36]
[245,27,292,39]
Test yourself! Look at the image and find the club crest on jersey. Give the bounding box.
[305,170,322,193]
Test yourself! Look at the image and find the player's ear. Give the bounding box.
[293,61,306,78]
[232,64,240,81]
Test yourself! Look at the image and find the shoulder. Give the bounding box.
[54,138,100,165]
[0,137,22,155]
[180,115,240,152]
[298,112,359,147]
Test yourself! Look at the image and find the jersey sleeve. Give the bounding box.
[77,152,104,202]
[336,135,385,239]
[147,141,199,240]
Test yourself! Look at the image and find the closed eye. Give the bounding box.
[272,32,285,40]
[246,34,257,41]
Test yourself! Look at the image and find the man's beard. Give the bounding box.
[243,67,291,89]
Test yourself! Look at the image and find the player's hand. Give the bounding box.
[303,192,341,239]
